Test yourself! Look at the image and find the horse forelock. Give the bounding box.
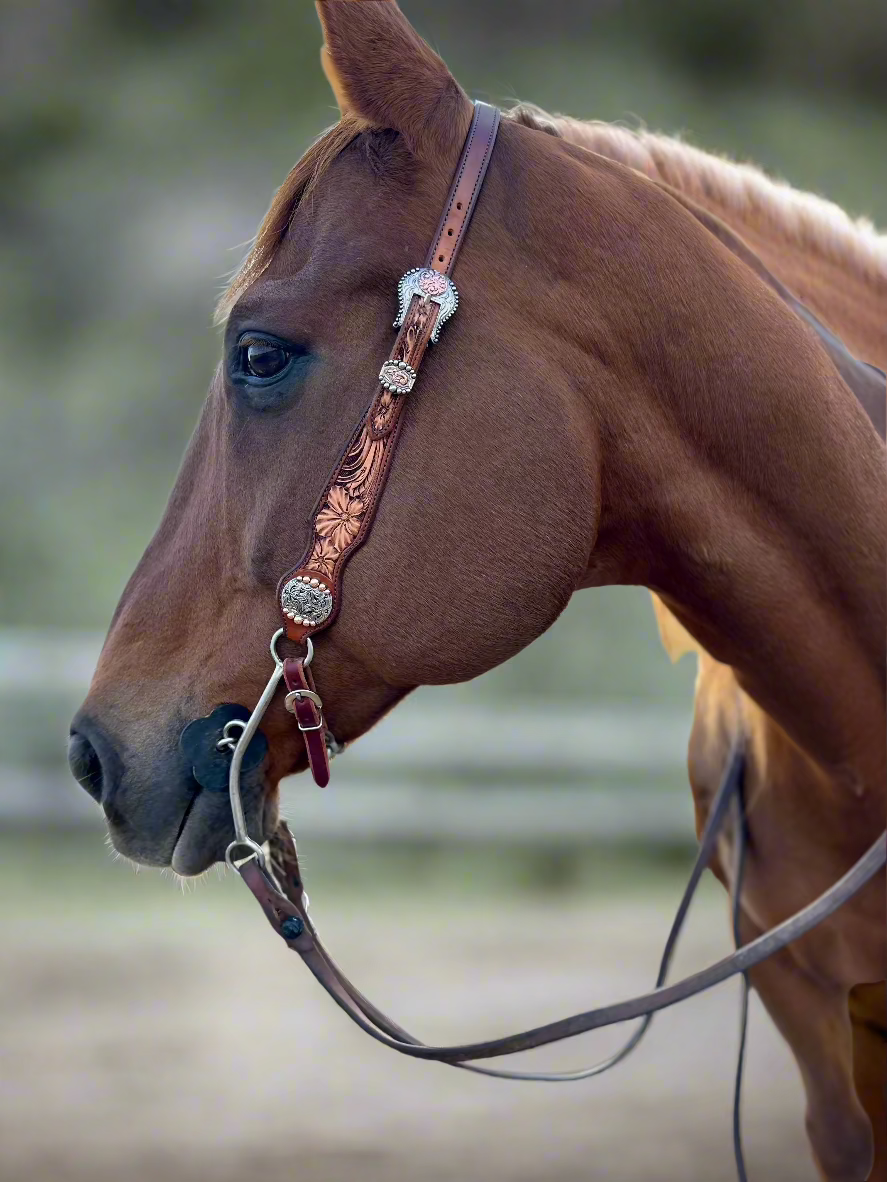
[511,104,887,294]
[215,115,370,326]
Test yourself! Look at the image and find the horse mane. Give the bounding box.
[218,101,887,325]
[510,104,887,293]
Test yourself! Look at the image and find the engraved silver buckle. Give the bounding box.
[393,267,459,344]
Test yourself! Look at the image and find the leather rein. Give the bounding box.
[216,101,887,1151]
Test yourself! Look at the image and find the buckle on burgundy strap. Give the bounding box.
[283,657,331,788]
[284,687,324,731]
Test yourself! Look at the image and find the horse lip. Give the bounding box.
[170,784,200,860]
[170,782,273,877]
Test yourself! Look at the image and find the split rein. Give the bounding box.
[224,638,884,1078]
[210,102,885,1170]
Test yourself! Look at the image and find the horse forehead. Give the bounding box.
[232,215,406,328]
[262,200,424,308]
[296,148,425,242]
[235,239,383,323]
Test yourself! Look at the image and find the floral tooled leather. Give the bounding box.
[276,102,501,644]
[279,293,440,639]
[315,486,365,554]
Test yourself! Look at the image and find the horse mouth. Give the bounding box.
[169,782,277,876]
[102,775,276,878]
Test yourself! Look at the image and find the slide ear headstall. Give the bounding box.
[274,101,501,786]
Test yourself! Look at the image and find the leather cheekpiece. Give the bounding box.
[283,657,330,789]
[275,102,501,647]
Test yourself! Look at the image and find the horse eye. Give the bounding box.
[244,341,290,379]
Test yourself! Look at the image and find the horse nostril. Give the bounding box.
[68,731,104,802]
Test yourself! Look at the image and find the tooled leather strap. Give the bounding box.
[275,101,501,645]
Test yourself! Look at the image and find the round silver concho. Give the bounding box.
[280,576,333,628]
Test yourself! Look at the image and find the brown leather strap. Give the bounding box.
[426,100,501,275]
[239,822,885,1068]
[276,102,501,646]
[283,658,330,788]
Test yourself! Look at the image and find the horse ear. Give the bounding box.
[316,0,473,158]
[320,44,353,114]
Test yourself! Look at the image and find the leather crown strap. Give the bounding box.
[273,101,501,787]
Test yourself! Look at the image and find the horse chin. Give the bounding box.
[103,776,277,878]
[168,784,278,877]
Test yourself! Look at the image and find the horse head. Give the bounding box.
[70,1,885,875]
[70,2,606,872]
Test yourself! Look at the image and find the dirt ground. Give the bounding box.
[0,842,817,1182]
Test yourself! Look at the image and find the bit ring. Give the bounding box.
[225,837,267,871]
[270,630,314,669]
[216,718,247,753]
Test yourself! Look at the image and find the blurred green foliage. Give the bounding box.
[1,0,884,704]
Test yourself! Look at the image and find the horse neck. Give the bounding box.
[553,118,887,369]
[576,172,886,791]
[646,174,887,798]
[678,188,887,371]
[638,165,887,789]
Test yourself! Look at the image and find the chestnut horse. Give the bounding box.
[69,2,885,1178]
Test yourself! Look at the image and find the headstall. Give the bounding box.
[271,100,501,789]
[210,100,886,1176]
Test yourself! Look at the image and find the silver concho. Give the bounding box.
[394,268,459,344]
[280,576,333,628]
[378,360,418,394]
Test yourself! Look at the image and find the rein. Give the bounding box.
[215,101,886,1176]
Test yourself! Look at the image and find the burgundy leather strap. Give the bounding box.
[283,658,330,788]
[276,102,501,647]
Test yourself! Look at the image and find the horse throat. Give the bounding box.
[647,423,882,793]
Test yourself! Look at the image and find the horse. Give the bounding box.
[68,2,886,1178]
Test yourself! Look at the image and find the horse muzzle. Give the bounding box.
[68,707,275,876]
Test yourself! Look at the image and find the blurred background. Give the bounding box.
[1,2,884,1180]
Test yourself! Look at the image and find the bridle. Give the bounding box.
[201,102,885,1177]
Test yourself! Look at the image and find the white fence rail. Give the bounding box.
[0,631,695,842]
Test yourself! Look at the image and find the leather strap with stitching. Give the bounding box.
[275,101,501,646]
[240,818,885,1068]
[425,100,501,274]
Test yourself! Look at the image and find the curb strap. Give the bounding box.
[283,657,330,789]
[275,101,501,648]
